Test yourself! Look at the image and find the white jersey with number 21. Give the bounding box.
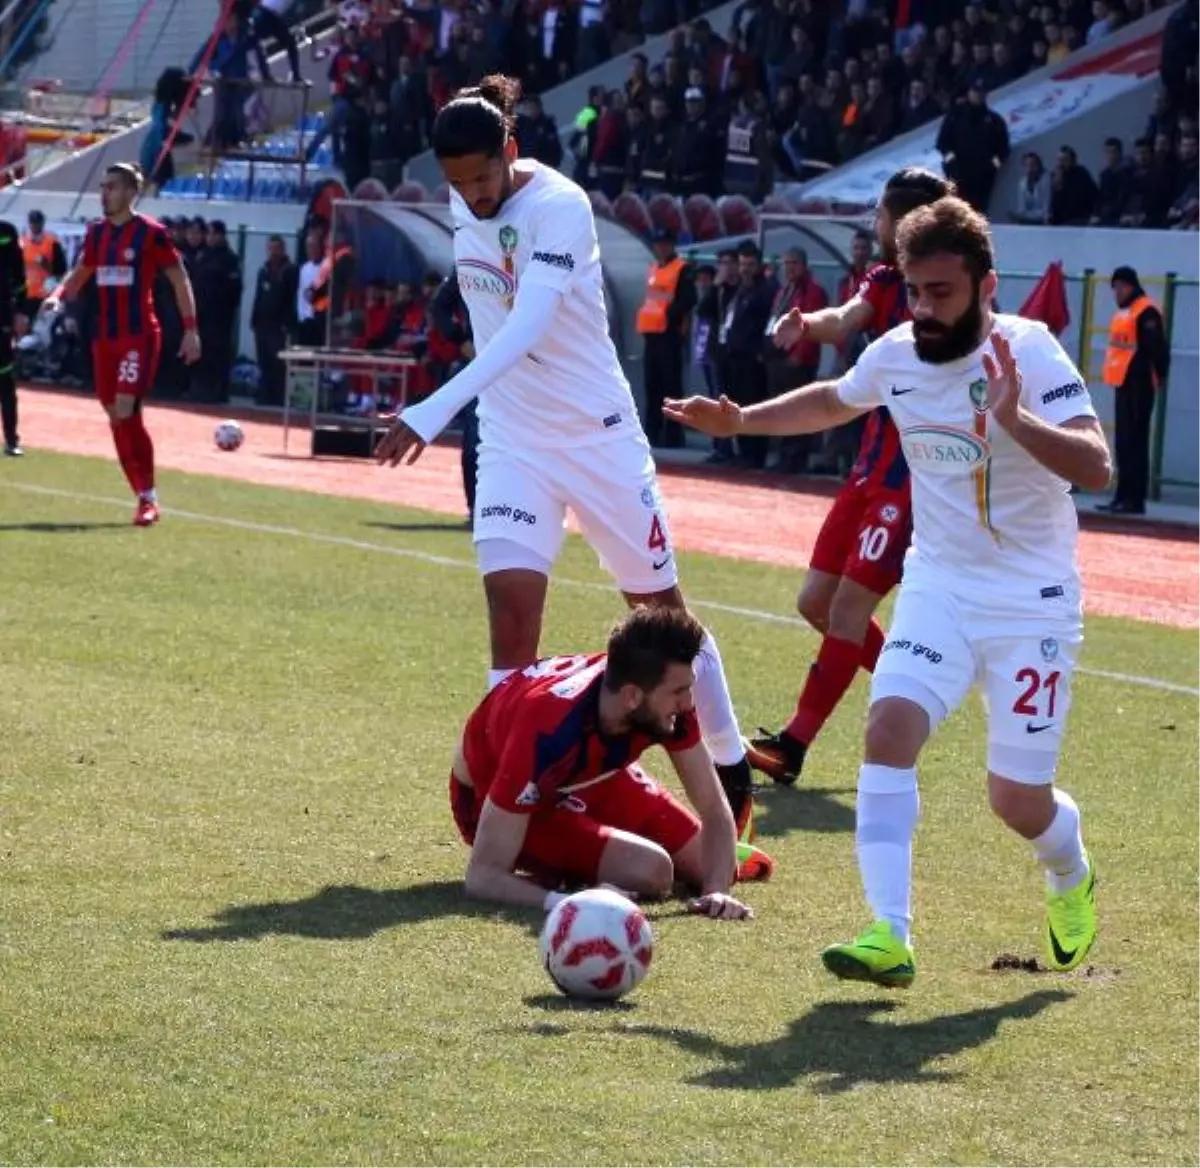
[835,314,1096,613]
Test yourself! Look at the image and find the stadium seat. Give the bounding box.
[587,189,613,218]
[760,194,794,216]
[646,193,686,241]
[717,194,758,239]
[352,177,389,200]
[392,179,431,203]
[612,192,652,238]
[683,194,721,242]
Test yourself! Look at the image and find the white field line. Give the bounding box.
[5,480,1198,698]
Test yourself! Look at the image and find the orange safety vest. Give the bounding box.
[636,256,686,335]
[311,245,352,314]
[1103,293,1159,388]
[20,231,57,298]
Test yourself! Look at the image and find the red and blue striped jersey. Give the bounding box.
[851,263,910,490]
[463,654,702,815]
[83,214,180,341]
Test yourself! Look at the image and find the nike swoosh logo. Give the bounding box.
[890,386,917,396]
[652,556,672,570]
[1048,925,1076,966]
[1026,722,1054,734]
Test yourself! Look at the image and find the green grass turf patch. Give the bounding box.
[0,452,1196,1166]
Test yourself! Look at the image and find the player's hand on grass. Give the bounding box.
[982,330,1022,431]
[375,415,427,467]
[179,329,201,365]
[688,892,754,921]
[770,307,807,349]
[662,394,743,438]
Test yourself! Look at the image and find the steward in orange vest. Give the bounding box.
[1097,265,1170,515]
[19,209,66,315]
[637,228,695,449]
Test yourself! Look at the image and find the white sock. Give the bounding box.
[1031,788,1088,894]
[140,489,157,502]
[486,668,516,693]
[856,763,920,944]
[692,629,745,766]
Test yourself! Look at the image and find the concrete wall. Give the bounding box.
[16,0,223,94]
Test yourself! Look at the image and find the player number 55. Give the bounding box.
[117,351,140,385]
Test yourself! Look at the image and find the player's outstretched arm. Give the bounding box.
[772,295,873,348]
[664,380,865,440]
[377,281,562,467]
[44,260,94,306]
[670,743,754,921]
[464,799,557,911]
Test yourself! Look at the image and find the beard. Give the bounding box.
[627,699,677,738]
[913,290,984,364]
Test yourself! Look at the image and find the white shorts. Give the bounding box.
[871,579,1083,784]
[472,437,679,594]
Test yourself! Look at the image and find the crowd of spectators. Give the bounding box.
[565,0,1189,208]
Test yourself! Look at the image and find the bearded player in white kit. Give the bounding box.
[375,75,772,881]
[666,197,1111,985]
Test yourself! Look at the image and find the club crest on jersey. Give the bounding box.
[968,377,989,414]
[1040,637,1059,662]
[123,248,136,261]
[515,781,541,807]
[498,225,518,256]
[640,487,655,509]
[878,503,900,524]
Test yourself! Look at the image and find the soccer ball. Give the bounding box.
[539,888,653,1001]
[214,420,244,452]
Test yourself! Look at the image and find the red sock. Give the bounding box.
[127,411,155,495]
[110,419,145,496]
[786,634,867,745]
[861,618,885,672]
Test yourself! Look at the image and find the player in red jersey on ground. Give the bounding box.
[451,606,768,920]
[43,162,201,526]
[717,168,952,786]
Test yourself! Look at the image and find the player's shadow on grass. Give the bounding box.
[751,784,855,837]
[161,879,539,942]
[363,520,471,534]
[0,521,131,534]
[623,989,1072,1093]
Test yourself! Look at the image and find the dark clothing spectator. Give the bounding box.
[250,249,297,406]
[672,106,721,196]
[389,64,433,165]
[1093,155,1132,226]
[341,98,374,190]
[190,233,243,403]
[1050,155,1099,225]
[899,83,941,134]
[936,92,1010,212]
[515,110,564,169]
[719,269,775,469]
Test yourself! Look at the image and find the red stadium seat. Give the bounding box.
[760,194,794,216]
[683,194,721,242]
[588,189,614,217]
[646,193,686,240]
[717,194,758,239]
[392,180,431,203]
[352,178,389,201]
[431,182,451,204]
[612,191,652,237]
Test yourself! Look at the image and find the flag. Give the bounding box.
[1019,261,1071,336]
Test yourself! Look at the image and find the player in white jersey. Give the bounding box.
[374,75,771,876]
[665,197,1111,984]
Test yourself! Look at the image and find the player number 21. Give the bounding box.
[1013,668,1061,717]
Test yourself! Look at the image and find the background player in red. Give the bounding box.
[688,168,952,786]
[451,606,765,920]
[43,162,200,526]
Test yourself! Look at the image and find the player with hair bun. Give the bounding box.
[375,75,772,878]
[44,162,201,526]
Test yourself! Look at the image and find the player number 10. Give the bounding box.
[856,525,889,562]
[1013,668,1061,717]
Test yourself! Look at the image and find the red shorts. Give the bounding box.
[92,333,161,406]
[809,477,911,595]
[449,765,700,886]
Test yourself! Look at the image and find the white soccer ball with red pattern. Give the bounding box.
[214,420,244,452]
[539,888,653,1001]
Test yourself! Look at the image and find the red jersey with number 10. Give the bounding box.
[851,263,910,490]
[83,213,180,342]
